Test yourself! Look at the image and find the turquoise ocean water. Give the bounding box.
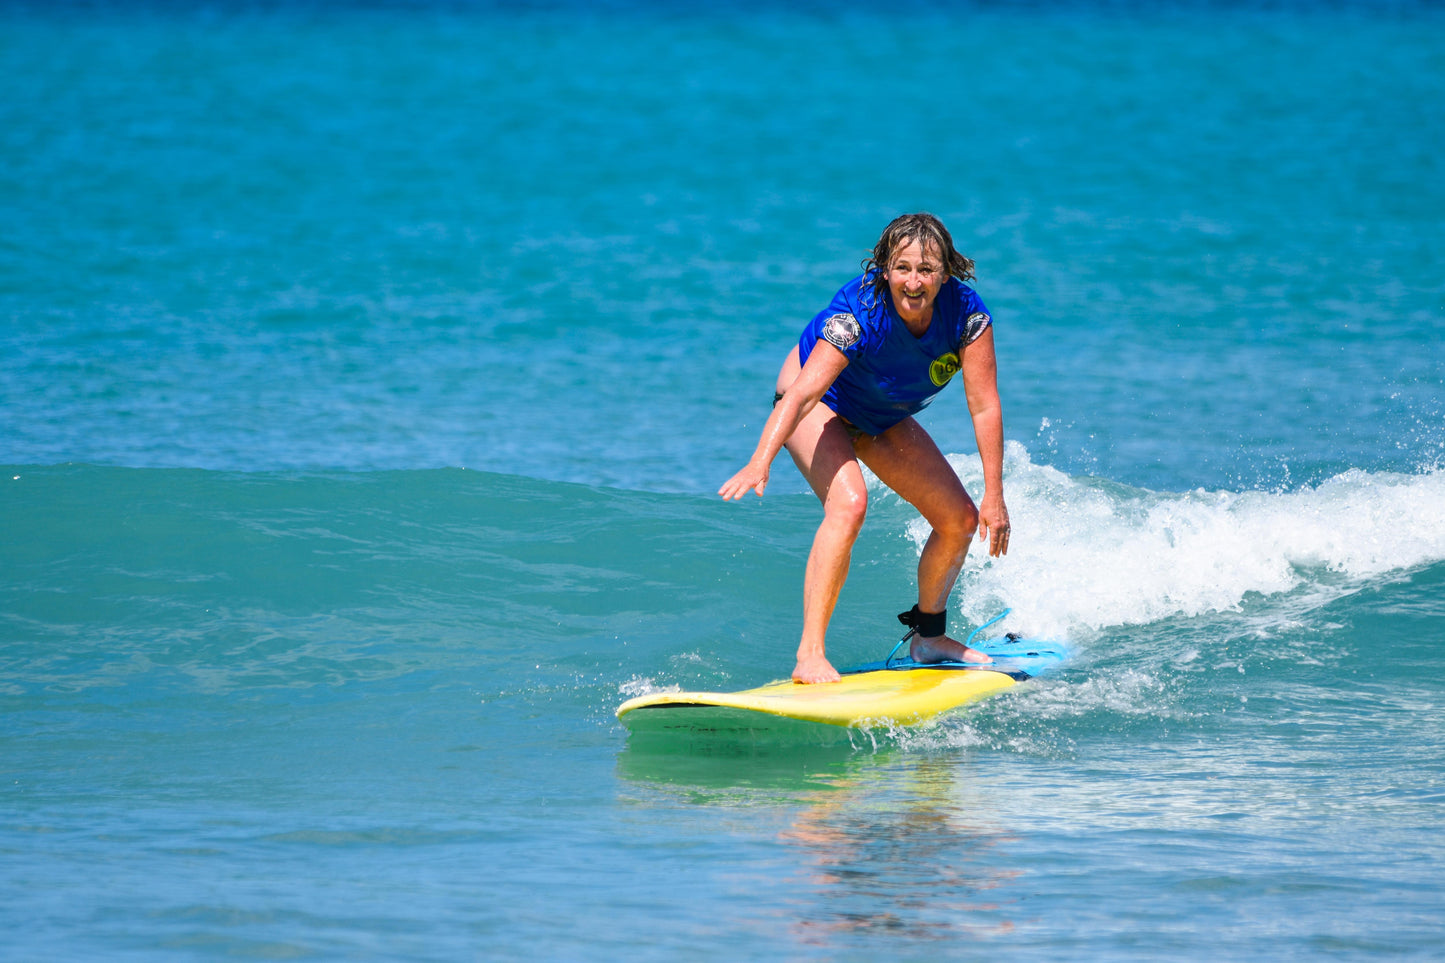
[3,1,1444,958]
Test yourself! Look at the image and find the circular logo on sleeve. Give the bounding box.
[821,313,861,350]
[929,351,960,386]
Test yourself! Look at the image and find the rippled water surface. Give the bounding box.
[3,1,1443,959]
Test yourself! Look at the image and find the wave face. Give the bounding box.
[12,456,1439,693]
[911,443,1445,641]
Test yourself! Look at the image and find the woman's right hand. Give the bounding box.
[719,343,848,503]
[718,460,770,500]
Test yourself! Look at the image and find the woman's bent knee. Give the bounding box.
[935,503,978,542]
[824,487,868,535]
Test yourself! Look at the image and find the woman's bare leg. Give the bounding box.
[776,350,868,683]
[856,417,990,663]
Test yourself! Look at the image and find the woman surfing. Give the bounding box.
[719,213,1010,683]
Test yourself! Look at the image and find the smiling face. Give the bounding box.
[885,238,948,329]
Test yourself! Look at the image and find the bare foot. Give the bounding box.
[792,654,842,684]
[910,634,992,665]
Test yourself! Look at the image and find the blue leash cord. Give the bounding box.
[885,607,1012,668]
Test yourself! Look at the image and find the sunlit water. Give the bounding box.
[3,1,1443,959]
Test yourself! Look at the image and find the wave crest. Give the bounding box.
[909,443,1445,639]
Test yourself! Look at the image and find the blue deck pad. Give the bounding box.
[845,634,1069,681]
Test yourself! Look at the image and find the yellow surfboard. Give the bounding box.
[619,666,1019,729]
[617,636,1065,735]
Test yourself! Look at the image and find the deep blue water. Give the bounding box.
[3,1,1444,959]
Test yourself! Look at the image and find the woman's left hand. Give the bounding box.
[977,491,1010,557]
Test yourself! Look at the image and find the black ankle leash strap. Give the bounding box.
[884,606,1015,670]
[897,605,947,640]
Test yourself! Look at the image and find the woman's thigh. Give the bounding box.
[785,402,868,509]
[774,348,867,509]
[855,417,976,528]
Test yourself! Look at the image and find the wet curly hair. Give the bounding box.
[860,212,976,307]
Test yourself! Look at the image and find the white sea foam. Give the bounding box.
[891,442,1445,640]
[617,676,680,698]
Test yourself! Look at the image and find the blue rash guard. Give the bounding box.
[797,272,993,436]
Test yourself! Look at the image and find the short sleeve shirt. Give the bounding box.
[797,272,993,435]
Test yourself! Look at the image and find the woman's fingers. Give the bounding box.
[718,468,767,500]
